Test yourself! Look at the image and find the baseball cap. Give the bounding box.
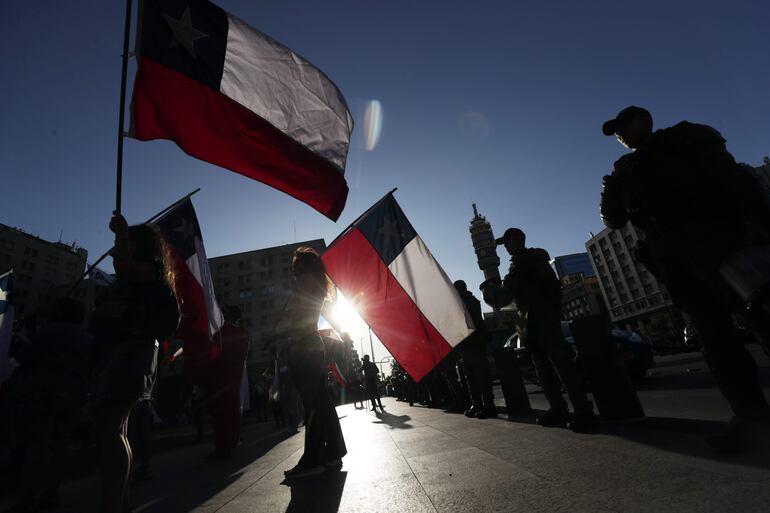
[602,106,652,136]
[495,228,525,245]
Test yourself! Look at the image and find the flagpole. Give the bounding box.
[368,327,376,371]
[114,0,134,215]
[64,188,201,298]
[324,188,398,251]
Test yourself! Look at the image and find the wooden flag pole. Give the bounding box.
[114,0,134,215]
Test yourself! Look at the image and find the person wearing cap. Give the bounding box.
[600,106,770,451]
[360,355,384,411]
[481,228,598,433]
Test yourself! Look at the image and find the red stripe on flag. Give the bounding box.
[166,247,215,384]
[328,360,347,387]
[322,228,452,382]
[131,57,349,221]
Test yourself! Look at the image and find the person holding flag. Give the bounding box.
[91,214,180,513]
[277,247,347,479]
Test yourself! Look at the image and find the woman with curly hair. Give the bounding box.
[91,214,180,513]
[281,247,347,479]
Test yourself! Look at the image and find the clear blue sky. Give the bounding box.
[2,1,769,346]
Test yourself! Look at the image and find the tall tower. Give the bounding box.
[469,204,501,282]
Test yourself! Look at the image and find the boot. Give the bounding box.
[464,406,481,418]
[536,409,571,428]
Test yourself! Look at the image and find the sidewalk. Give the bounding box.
[12,349,770,513]
[47,401,770,512]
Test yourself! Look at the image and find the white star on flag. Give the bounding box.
[162,6,208,58]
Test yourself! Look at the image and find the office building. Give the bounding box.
[209,239,326,373]
[0,223,88,317]
[586,224,683,346]
[553,252,595,280]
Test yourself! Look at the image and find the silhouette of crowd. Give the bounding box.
[1,106,769,512]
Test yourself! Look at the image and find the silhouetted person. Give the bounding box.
[127,354,158,481]
[11,298,91,511]
[360,355,384,411]
[600,106,770,450]
[280,248,347,479]
[253,374,269,422]
[349,371,365,409]
[436,349,469,412]
[204,305,248,459]
[91,214,180,513]
[453,280,496,418]
[481,228,598,433]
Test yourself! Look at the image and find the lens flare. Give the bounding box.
[363,100,383,151]
[331,291,368,336]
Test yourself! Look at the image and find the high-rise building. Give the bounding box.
[469,204,501,282]
[553,252,595,280]
[0,223,88,317]
[586,224,683,346]
[560,273,606,321]
[208,239,326,373]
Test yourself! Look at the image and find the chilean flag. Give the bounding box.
[130,0,353,221]
[321,194,475,382]
[153,198,223,382]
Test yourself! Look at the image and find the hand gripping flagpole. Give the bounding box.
[64,188,201,298]
[114,0,134,215]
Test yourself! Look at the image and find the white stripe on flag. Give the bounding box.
[387,236,474,347]
[193,238,224,338]
[220,13,353,171]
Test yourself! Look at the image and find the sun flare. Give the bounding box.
[330,291,368,338]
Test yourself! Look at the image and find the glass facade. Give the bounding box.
[554,252,595,279]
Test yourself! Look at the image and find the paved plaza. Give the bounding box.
[7,348,770,513]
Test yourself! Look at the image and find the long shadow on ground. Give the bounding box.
[282,470,347,513]
[601,416,770,470]
[133,424,297,513]
[371,411,412,429]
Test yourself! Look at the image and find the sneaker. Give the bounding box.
[569,413,600,434]
[464,406,481,418]
[477,406,498,419]
[536,410,571,428]
[284,464,325,479]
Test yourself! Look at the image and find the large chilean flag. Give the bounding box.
[130,0,353,221]
[321,194,475,382]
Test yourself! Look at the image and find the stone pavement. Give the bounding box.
[16,349,770,513]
